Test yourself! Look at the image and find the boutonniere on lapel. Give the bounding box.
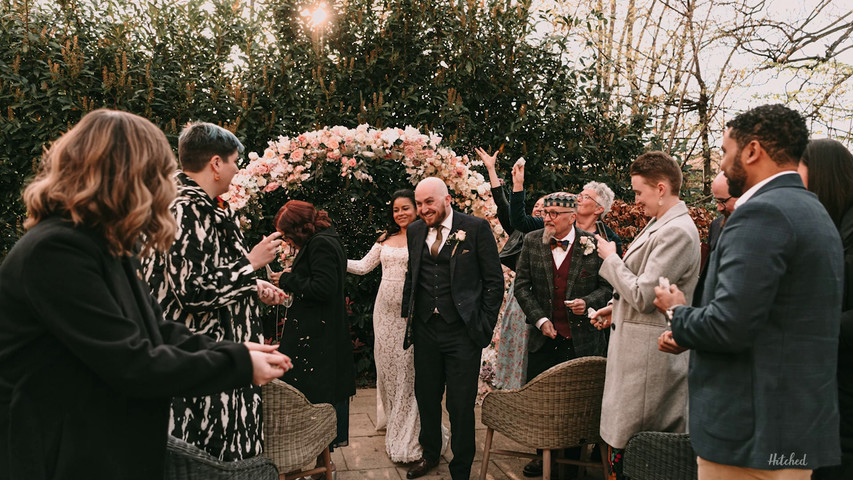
[579,236,596,255]
[447,230,467,256]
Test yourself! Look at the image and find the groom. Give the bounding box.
[402,177,504,480]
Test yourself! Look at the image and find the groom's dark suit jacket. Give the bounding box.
[672,173,843,469]
[514,227,612,356]
[402,210,504,348]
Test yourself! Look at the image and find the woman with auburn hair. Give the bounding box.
[0,109,291,480]
[799,139,853,480]
[591,151,701,479]
[275,200,356,472]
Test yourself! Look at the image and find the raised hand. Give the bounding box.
[589,304,613,330]
[475,147,498,171]
[594,234,616,259]
[247,232,283,270]
[511,162,525,191]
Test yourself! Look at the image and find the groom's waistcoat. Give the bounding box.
[415,241,462,324]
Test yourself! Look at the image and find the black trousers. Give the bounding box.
[413,313,481,480]
[526,333,577,381]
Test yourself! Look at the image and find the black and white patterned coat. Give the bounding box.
[141,172,263,461]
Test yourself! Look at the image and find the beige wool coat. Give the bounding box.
[598,201,701,449]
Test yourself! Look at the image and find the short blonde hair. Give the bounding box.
[23,109,178,256]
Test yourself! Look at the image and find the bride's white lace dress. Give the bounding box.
[348,243,423,462]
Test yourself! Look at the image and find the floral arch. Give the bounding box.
[223,124,502,236]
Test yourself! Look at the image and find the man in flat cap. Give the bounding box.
[513,192,613,477]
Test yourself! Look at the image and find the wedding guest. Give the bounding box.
[575,181,622,257]
[508,160,546,233]
[0,109,290,480]
[477,147,545,391]
[799,138,853,480]
[513,192,612,477]
[692,171,737,306]
[347,189,447,463]
[275,200,356,466]
[142,122,286,460]
[654,105,842,479]
[591,151,700,478]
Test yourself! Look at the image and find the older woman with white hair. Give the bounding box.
[576,181,622,257]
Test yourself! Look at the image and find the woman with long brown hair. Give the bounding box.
[0,109,290,480]
[275,200,356,471]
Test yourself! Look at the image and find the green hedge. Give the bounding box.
[0,0,648,383]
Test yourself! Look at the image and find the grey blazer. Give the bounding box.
[672,173,843,469]
[513,228,612,356]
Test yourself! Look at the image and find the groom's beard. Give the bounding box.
[542,225,557,244]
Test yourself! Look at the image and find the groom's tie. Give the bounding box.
[430,226,444,258]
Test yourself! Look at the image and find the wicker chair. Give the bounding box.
[164,435,279,480]
[478,356,609,480]
[622,432,697,480]
[262,379,337,480]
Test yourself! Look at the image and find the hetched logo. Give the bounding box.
[768,452,807,467]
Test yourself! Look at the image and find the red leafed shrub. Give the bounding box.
[603,200,716,247]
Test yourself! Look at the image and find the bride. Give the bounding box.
[347,189,447,463]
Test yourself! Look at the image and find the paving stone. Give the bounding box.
[334,387,609,480]
[339,435,398,470]
[350,412,379,437]
[331,448,347,470]
[336,467,403,479]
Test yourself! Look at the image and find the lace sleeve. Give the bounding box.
[347,243,382,275]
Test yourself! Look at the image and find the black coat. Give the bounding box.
[277,226,356,404]
[0,217,253,480]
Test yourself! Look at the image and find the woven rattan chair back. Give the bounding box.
[623,432,697,480]
[481,356,606,449]
[479,356,608,480]
[262,379,337,480]
[164,435,279,480]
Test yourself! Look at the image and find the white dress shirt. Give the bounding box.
[425,209,454,251]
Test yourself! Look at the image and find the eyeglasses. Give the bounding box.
[715,196,733,205]
[542,210,574,219]
[578,193,602,207]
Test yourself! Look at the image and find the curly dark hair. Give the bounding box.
[726,104,808,167]
[384,189,416,238]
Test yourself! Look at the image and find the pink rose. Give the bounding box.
[263,182,280,192]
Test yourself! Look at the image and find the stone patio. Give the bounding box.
[330,388,604,480]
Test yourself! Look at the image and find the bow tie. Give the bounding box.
[550,239,570,250]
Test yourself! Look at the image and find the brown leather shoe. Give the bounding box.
[406,458,439,479]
